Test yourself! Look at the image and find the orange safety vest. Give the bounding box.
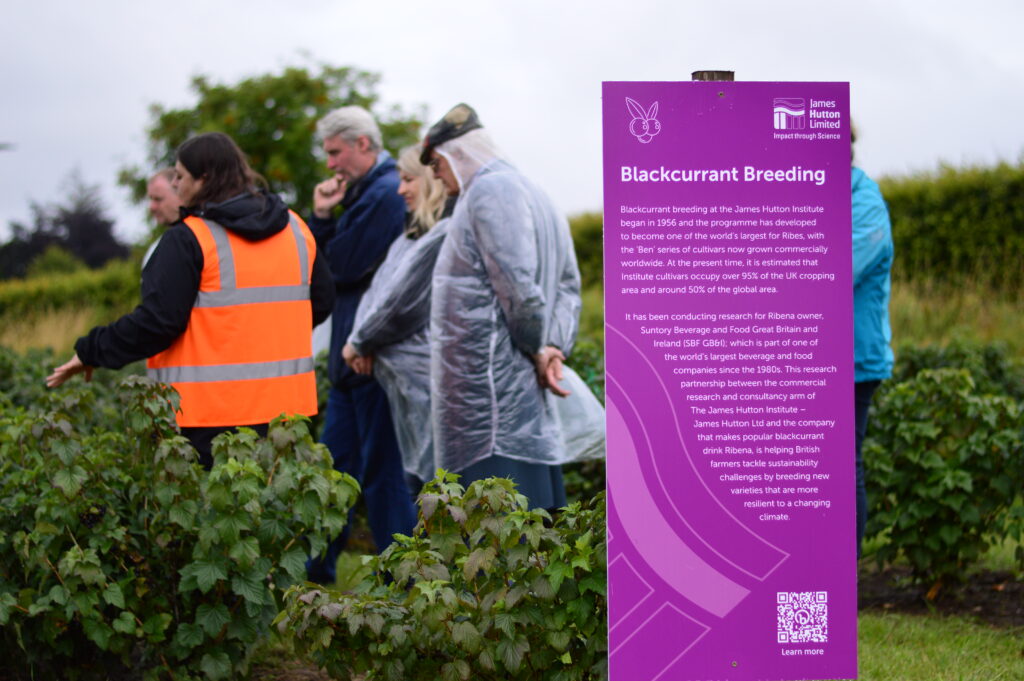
[147,212,318,427]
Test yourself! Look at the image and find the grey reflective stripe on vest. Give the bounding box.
[193,214,311,308]
[149,356,314,384]
[287,212,310,283]
[206,219,236,289]
[196,284,310,308]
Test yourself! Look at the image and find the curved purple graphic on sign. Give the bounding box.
[608,324,789,581]
[606,385,749,617]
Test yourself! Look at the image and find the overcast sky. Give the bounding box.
[2,0,1022,243]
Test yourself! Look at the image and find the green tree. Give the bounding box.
[119,62,423,233]
[25,244,86,278]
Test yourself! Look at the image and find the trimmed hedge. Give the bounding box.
[879,160,1024,290]
[0,259,138,322]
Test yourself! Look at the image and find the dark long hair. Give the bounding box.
[175,132,266,207]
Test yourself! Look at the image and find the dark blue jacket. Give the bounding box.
[308,153,406,388]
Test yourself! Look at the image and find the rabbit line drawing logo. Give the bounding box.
[626,97,661,143]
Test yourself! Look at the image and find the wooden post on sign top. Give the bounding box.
[691,70,735,81]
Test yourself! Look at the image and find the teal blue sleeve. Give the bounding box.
[851,167,892,284]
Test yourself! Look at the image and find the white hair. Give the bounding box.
[316,106,382,151]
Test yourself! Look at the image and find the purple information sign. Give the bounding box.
[603,81,855,681]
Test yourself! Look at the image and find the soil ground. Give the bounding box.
[858,565,1023,629]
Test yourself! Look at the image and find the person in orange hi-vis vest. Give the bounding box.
[46,132,335,467]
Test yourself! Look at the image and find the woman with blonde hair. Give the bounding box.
[343,144,455,487]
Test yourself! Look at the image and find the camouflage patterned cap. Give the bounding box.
[420,103,483,165]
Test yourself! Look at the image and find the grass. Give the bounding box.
[0,306,99,355]
[857,612,1023,681]
[333,551,374,592]
[890,277,1024,359]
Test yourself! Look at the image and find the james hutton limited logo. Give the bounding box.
[773,98,806,130]
[625,97,661,143]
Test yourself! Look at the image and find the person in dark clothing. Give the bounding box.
[47,132,334,467]
[342,144,456,490]
[304,106,417,584]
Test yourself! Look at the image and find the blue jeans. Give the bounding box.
[306,381,417,584]
[855,380,881,558]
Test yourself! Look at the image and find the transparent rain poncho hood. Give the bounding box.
[429,154,595,473]
[434,129,507,195]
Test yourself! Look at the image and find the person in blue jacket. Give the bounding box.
[851,137,895,557]
[305,106,416,583]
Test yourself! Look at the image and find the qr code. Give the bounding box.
[777,591,828,644]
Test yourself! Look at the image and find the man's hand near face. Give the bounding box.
[313,176,347,219]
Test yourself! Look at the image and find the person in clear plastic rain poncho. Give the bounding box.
[421,103,585,510]
[342,144,455,489]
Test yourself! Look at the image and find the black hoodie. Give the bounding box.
[75,190,334,369]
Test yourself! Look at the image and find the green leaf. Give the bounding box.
[579,575,606,596]
[102,582,125,609]
[232,572,269,606]
[169,504,195,530]
[546,560,575,592]
[547,628,572,651]
[494,613,516,638]
[938,524,962,547]
[82,617,113,650]
[531,574,555,600]
[48,584,68,606]
[497,636,529,673]
[143,613,173,641]
[229,536,261,568]
[430,530,464,562]
[214,512,250,544]
[420,493,440,520]
[463,546,496,580]
[366,612,386,635]
[199,651,232,681]
[113,610,137,635]
[478,647,496,672]
[451,620,481,653]
[154,482,179,505]
[280,548,308,581]
[173,622,205,650]
[53,465,89,497]
[184,558,228,594]
[441,659,471,681]
[196,603,231,636]
[258,517,290,544]
[227,615,262,643]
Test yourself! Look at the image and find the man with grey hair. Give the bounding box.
[140,168,184,270]
[147,168,182,226]
[305,105,415,583]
